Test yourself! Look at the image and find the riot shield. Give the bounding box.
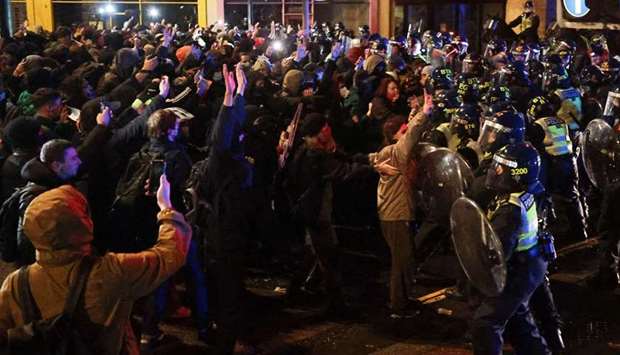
[416,147,474,221]
[581,119,618,189]
[450,196,506,297]
[603,89,620,117]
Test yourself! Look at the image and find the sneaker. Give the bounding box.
[140,333,170,353]
[170,306,192,319]
[389,308,420,319]
[198,322,218,346]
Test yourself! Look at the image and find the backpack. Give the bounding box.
[0,184,47,263]
[111,147,161,212]
[7,256,96,355]
[183,157,210,226]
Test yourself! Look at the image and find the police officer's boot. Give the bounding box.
[544,327,566,354]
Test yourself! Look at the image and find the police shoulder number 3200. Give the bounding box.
[511,167,529,176]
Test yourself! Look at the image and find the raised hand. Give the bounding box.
[223,64,236,106]
[159,75,170,98]
[295,42,307,62]
[162,26,174,47]
[235,63,247,96]
[194,69,211,96]
[156,174,172,210]
[142,55,159,72]
[96,104,112,127]
[331,42,343,59]
[422,90,433,116]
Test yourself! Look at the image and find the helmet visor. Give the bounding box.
[478,120,511,153]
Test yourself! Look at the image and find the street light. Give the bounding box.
[148,7,160,19]
[272,40,284,51]
[97,3,118,29]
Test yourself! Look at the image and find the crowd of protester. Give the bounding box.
[0,5,618,354]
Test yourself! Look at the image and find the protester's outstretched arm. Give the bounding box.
[212,64,246,154]
[396,92,432,157]
[107,76,169,149]
[77,104,112,165]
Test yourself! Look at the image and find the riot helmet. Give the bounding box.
[542,55,571,91]
[451,104,481,140]
[456,73,481,103]
[580,65,606,94]
[483,85,511,106]
[428,67,454,93]
[600,57,620,83]
[478,110,525,154]
[558,41,575,64]
[484,39,507,58]
[526,96,554,122]
[528,42,541,62]
[485,141,542,194]
[462,52,482,76]
[590,34,608,58]
[432,89,460,123]
[511,42,530,63]
[452,34,469,56]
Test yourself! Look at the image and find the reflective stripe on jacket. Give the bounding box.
[534,116,573,156]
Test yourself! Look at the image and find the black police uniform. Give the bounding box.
[473,191,549,355]
[471,143,550,355]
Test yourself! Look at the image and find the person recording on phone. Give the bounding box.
[109,107,194,350]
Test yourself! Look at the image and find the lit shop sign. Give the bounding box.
[563,0,590,17]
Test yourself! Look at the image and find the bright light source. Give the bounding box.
[217,19,224,26]
[98,4,115,14]
[148,7,160,18]
[272,40,284,51]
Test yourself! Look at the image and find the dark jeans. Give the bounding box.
[207,250,245,355]
[529,276,562,330]
[305,222,343,299]
[143,237,209,335]
[381,220,414,311]
[472,254,550,355]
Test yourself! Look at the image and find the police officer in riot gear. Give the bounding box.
[544,55,583,133]
[462,52,484,77]
[428,67,454,95]
[449,105,483,169]
[510,41,530,63]
[508,0,540,44]
[470,110,526,210]
[430,91,467,147]
[482,85,514,116]
[472,141,550,355]
[527,96,588,240]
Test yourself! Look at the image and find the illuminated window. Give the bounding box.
[50,1,198,29]
[9,0,27,33]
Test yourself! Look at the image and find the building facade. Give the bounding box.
[5,0,555,40]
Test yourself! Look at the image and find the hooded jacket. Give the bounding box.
[0,185,191,355]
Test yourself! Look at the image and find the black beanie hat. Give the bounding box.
[300,113,327,137]
[2,116,41,150]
